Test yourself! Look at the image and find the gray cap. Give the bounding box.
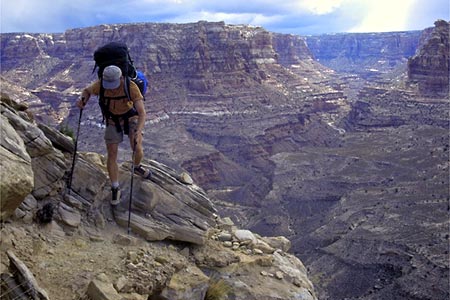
[102,65,122,89]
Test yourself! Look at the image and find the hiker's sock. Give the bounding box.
[111,181,119,189]
[110,185,121,206]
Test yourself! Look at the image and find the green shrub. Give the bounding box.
[205,278,231,300]
[59,123,75,140]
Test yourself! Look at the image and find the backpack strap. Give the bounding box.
[124,76,132,102]
[99,78,121,133]
[98,77,138,135]
[121,76,137,135]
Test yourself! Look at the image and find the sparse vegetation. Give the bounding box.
[59,123,75,140]
[205,277,232,300]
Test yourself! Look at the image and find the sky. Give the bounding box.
[1,0,449,35]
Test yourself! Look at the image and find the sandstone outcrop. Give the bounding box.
[1,95,34,221]
[408,19,449,97]
[0,95,317,300]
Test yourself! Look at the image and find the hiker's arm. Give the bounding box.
[134,99,146,138]
[77,81,99,109]
[76,88,91,109]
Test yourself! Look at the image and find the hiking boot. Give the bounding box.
[111,187,121,206]
[134,165,152,179]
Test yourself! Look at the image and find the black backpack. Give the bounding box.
[93,41,136,79]
[93,42,147,134]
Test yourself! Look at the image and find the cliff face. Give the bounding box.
[305,30,422,79]
[1,20,449,300]
[408,20,450,97]
[1,21,346,206]
[0,22,278,86]
[272,33,314,66]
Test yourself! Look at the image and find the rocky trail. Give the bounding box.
[1,94,317,300]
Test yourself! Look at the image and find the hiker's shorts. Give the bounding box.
[104,117,139,144]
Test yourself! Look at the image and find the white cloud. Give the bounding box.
[348,0,415,32]
[1,0,95,32]
[0,0,445,34]
[298,0,347,15]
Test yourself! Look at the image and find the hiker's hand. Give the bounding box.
[76,97,86,109]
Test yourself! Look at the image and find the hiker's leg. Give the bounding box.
[129,130,144,166]
[129,130,151,179]
[127,117,151,178]
[106,143,119,183]
[104,124,124,184]
[128,117,144,165]
[106,142,122,205]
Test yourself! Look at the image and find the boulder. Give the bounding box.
[217,217,235,231]
[87,274,122,300]
[38,123,74,154]
[31,150,66,199]
[0,114,33,221]
[2,106,53,157]
[262,236,291,252]
[2,100,67,201]
[272,251,312,291]
[253,239,275,254]
[178,172,194,185]
[158,266,209,300]
[13,194,38,222]
[192,239,240,268]
[217,232,232,241]
[58,203,81,227]
[69,152,109,206]
[215,249,316,300]
[234,229,257,244]
[112,160,217,245]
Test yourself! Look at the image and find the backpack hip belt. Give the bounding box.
[107,108,139,135]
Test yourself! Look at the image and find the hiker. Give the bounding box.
[76,65,151,205]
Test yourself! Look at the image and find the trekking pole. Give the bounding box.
[67,106,83,195]
[127,137,137,235]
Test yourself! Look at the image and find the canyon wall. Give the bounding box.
[1,20,449,300]
[305,30,422,79]
[408,19,449,97]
